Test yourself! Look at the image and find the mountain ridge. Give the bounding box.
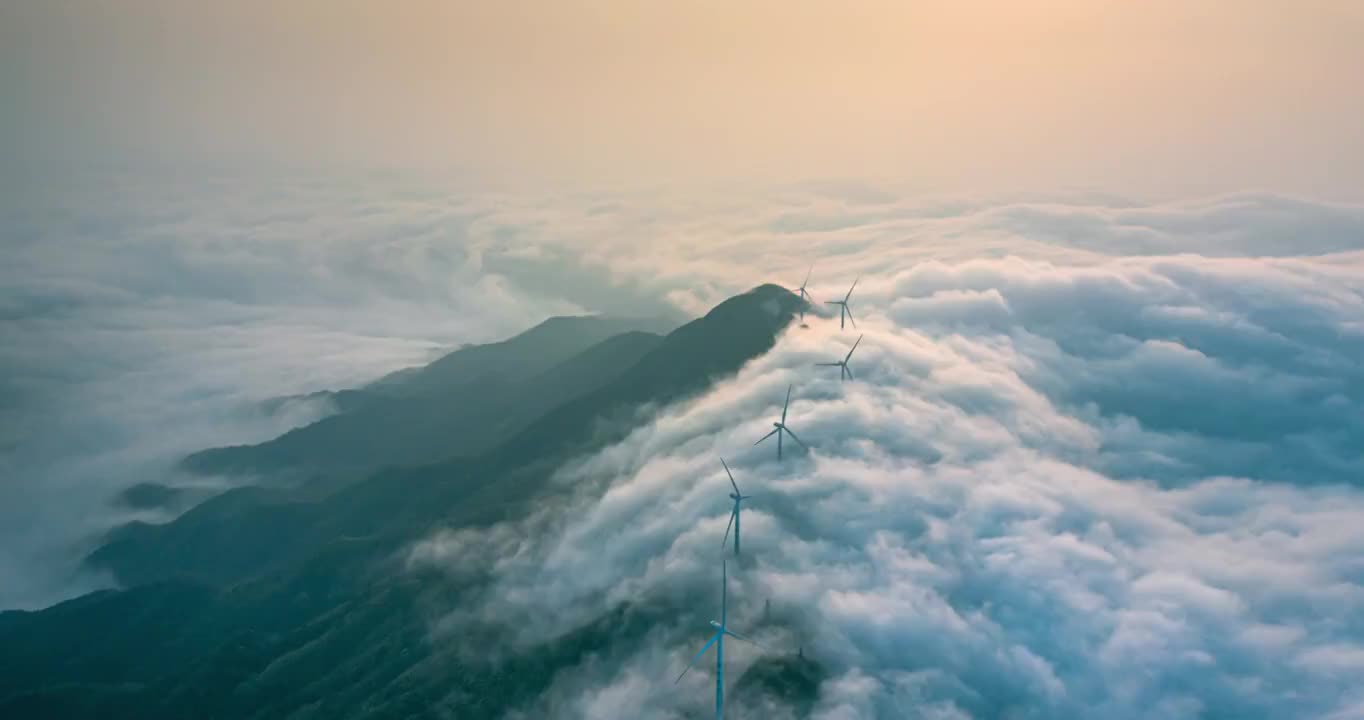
[181,314,679,478]
[87,284,802,589]
[3,284,813,719]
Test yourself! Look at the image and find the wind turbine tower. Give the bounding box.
[816,334,863,381]
[796,264,814,324]
[676,561,763,720]
[720,458,752,556]
[754,384,810,461]
[826,277,859,329]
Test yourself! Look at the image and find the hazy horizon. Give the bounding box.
[4,1,1363,198]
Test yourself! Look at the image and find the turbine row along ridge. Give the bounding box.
[676,267,864,719]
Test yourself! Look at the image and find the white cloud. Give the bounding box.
[404,195,1364,717]
[0,172,580,609]
[8,168,1364,716]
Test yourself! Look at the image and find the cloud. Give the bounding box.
[8,168,1364,716]
[0,171,585,609]
[404,202,1364,717]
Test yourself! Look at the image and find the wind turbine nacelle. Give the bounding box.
[773,422,782,428]
[730,492,741,500]
[710,620,724,630]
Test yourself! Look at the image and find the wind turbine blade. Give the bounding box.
[815,362,841,367]
[845,305,857,328]
[754,428,779,446]
[803,263,812,289]
[724,628,772,652]
[675,632,722,684]
[721,457,740,494]
[845,334,863,362]
[782,385,792,423]
[783,427,811,451]
[845,276,859,302]
[721,507,736,549]
[846,364,854,381]
[825,300,839,306]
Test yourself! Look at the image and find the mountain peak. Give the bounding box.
[678,282,796,327]
[709,284,799,315]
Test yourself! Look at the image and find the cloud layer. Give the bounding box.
[1,170,579,608]
[6,169,1364,718]
[404,195,1364,718]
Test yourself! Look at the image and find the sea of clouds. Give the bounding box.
[6,170,1364,718]
[406,185,1364,718]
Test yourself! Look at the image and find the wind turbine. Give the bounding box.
[754,384,810,461]
[826,277,859,329]
[796,264,814,323]
[816,334,863,381]
[719,458,752,557]
[796,264,814,303]
[675,561,764,720]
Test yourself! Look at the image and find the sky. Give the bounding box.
[3,1,1364,717]
[3,0,1363,196]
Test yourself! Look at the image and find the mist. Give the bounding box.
[0,171,584,608]
[5,170,1364,615]
[4,1,1363,196]
[406,205,1364,717]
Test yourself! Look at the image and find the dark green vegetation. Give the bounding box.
[183,314,680,479]
[0,285,826,718]
[733,655,827,717]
